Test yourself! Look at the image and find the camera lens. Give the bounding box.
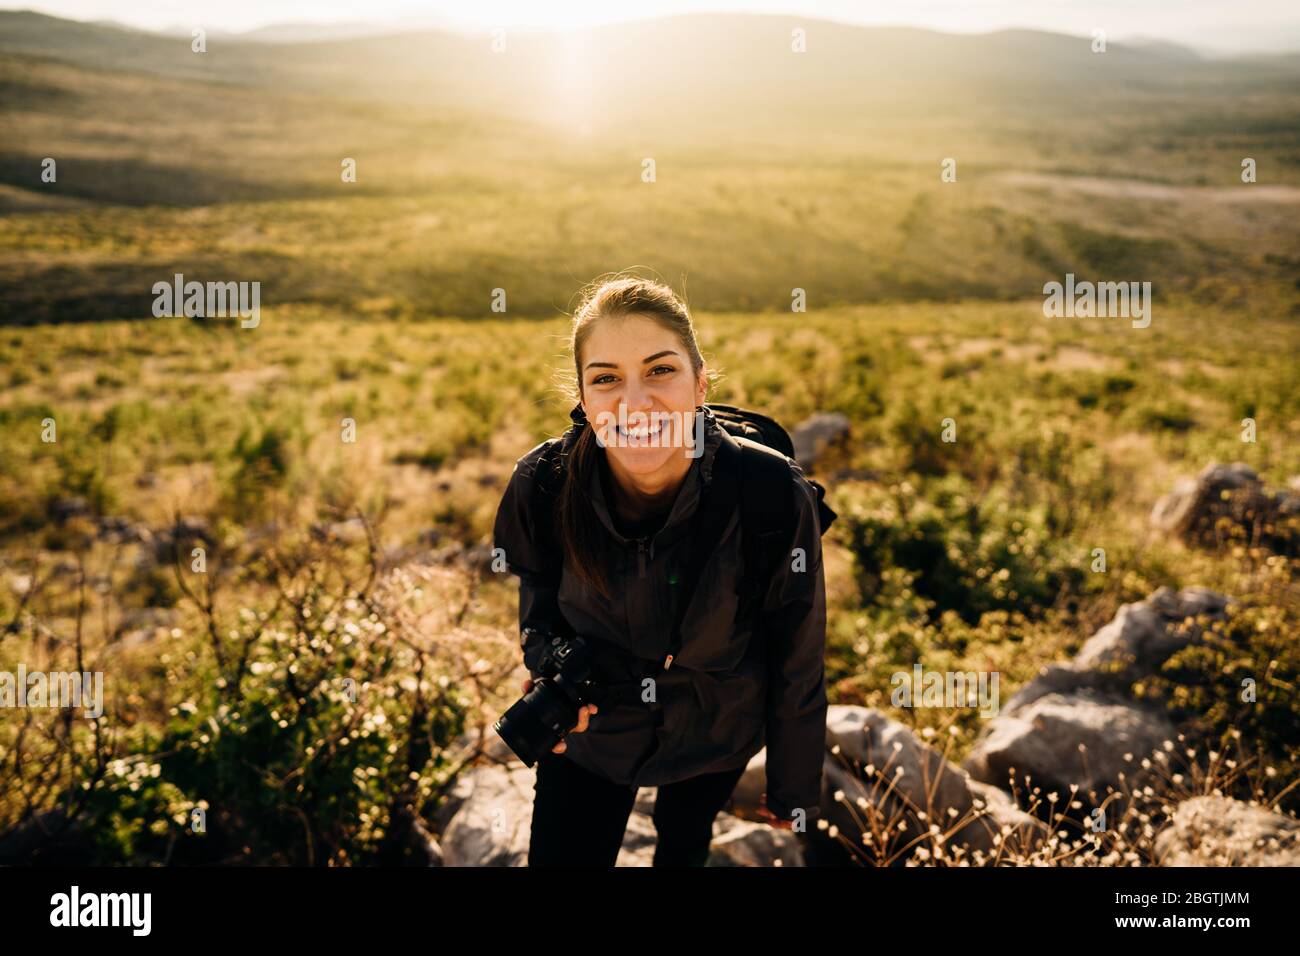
[494,679,580,768]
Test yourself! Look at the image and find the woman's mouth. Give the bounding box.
[616,420,665,447]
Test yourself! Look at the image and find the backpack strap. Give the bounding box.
[659,432,795,671]
[735,437,797,625]
[526,404,589,590]
[527,440,566,590]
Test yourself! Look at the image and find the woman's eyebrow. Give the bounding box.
[584,350,678,371]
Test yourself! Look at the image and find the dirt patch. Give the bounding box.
[909,336,1043,364]
[997,172,1300,205]
[221,365,288,396]
[1052,346,1114,372]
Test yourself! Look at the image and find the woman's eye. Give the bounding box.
[592,374,617,385]
[649,365,675,376]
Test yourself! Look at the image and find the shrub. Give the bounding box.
[835,475,1088,625]
[1134,568,1300,811]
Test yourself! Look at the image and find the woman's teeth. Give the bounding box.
[618,422,663,445]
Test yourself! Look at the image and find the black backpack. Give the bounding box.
[527,403,837,671]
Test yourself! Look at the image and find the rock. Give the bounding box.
[791,413,850,469]
[826,705,972,816]
[964,689,1176,797]
[732,748,769,815]
[1072,587,1229,675]
[999,587,1230,718]
[967,587,1227,806]
[965,587,1229,796]
[821,706,1044,859]
[439,764,537,867]
[1155,796,1300,866]
[738,706,1047,860]
[432,726,525,836]
[1151,461,1299,551]
[708,818,805,866]
[614,799,660,867]
[1282,476,1300,516]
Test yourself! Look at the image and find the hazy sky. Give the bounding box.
[7,0,1300,52]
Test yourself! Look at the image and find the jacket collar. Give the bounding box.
[567,404,725,546]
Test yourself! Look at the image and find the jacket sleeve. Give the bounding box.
[760,460,829,822]
[492,441,568,679]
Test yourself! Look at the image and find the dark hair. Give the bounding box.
[559,275,709,598]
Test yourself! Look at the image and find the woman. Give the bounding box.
[493,275,828,867]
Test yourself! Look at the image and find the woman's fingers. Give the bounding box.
[549,703,598,754]
[758,808,792,830]
[758,795,796,830]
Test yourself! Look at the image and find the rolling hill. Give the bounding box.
[0,10,1297,323]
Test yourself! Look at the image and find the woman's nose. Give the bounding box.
[623,382,652,413]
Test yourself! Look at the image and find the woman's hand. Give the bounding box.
[522,678,597,754]
[757,793,796,830]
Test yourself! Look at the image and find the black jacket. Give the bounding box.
[492,406,828,820]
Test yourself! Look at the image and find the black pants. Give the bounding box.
[528,750,748,867]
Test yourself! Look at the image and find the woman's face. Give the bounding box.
[579,313,707,479]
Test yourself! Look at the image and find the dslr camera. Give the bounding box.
[494,626,599,767]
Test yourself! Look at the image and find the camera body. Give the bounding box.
[493,626,599,767]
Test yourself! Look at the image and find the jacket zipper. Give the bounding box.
[633,535,673,669]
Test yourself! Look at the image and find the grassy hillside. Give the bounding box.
[3,12,1298,324]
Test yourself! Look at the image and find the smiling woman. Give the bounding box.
[492,273,832,867]
[561,278,714,597]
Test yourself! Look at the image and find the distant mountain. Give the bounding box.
[238,19,466,44]
[1,9,1297,142]
[0,11,275,84]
